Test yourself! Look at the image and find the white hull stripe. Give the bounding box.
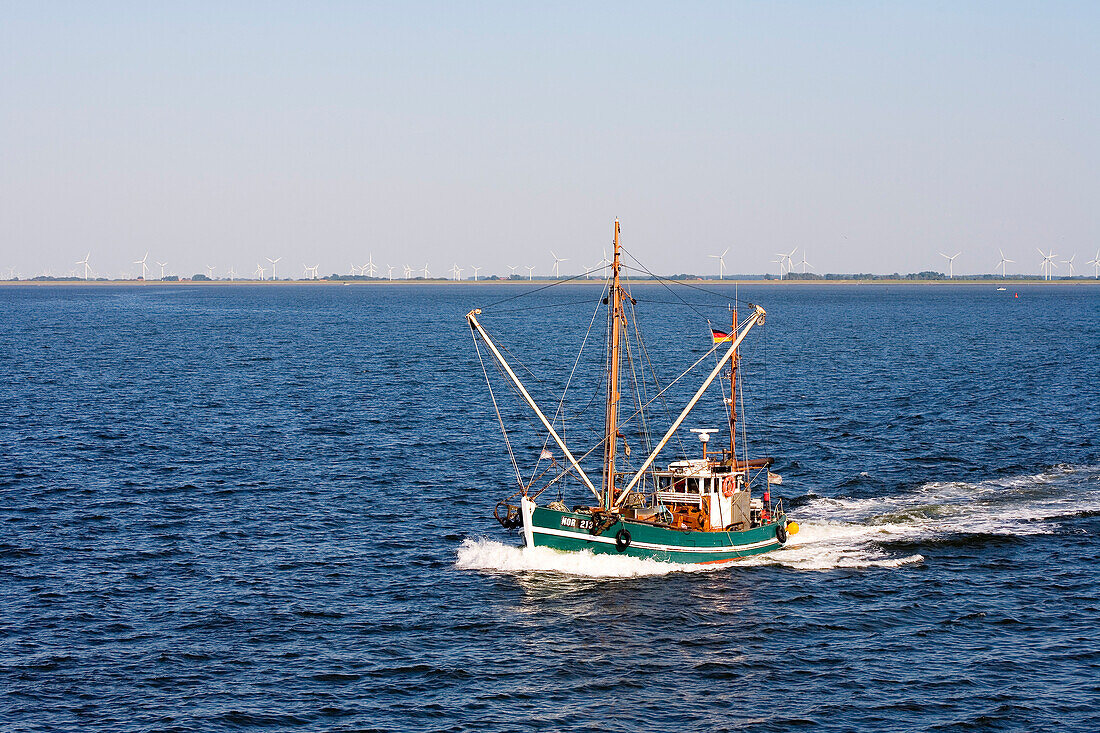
[530,525,779,554]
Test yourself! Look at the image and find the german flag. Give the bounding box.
[711,328,734,344]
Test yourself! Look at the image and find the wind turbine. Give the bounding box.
[507,265,519,278]
[76,253,91,280]
[266,256,281,280]
[133,252,150,280]
[550,251,567,278]
[386,265,394,281]
[403,264,412,279]
[205,264,216,279]
[308,264,320,279]
[938,251,961,279]
[254,264,265,280]
[785,247,797,273]
[350,264,362,276]
[1062,253,1076,277]
[156,261,168,278]
[1037,248,1057,280]
[471,265,481,281]
[365,255,377,278]
[227,266,236,281]
[450,263,462,281]
[421,263,430,278]
[1087,250,1100,279]
[525,265,535,281]
[797,252,813,274]
[708,247,729,280]
[995,249,1013,277]
[773,254,787,280]
[587,250,609,279]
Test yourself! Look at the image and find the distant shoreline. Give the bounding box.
[2,278,1098,287]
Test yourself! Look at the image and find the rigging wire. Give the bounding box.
[470,328,524,490]
[618,260,759,306]
[480,266,609,309]
[470,243,773,504]
[530,274,611,488]
[492,298,601,313]
[628,295,687,460]
[616,256,713,322]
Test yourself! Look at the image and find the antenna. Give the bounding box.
[689,428,718,459]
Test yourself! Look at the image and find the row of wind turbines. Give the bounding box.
[24,245,1100,282]
[349,250,597,281]
[707,246,815,280]
[938,249,1100,280]
[73,252,295,281]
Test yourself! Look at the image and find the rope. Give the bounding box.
[480,266,609,309]
[530,274,611,487]
[617,256,713,322]
[471,327,523,490]
[618,258,759,307]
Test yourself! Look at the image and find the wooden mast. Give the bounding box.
[603,219,624,510]
[728,308,738,461]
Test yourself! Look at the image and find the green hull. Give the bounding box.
[521,499,784,564]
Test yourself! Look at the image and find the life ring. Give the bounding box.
[615,528,632,552]
[775,522,788,544]
[722,475,737,498]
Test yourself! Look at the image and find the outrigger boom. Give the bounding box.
[466,308,600,499]
[615,304,765,506]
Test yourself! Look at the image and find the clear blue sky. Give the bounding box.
[2,2,1098,278]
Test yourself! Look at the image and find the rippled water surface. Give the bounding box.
[2,283,1099,732]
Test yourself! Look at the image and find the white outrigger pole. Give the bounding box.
[466,309,601,500]
[613,304,766,509]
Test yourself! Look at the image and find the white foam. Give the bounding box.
[455,465,1099,577]
[455,537,722,578]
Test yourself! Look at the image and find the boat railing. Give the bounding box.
[655,491,703,506]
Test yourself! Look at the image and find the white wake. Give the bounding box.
[455,464,1097,577]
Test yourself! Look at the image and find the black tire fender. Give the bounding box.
[615,527,631,552]
[776,522,788,544]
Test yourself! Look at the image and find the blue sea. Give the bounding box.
[1,283,1098,732]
